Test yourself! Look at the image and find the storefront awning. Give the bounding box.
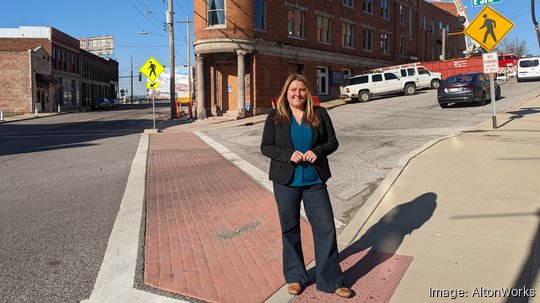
[36,73,57,82]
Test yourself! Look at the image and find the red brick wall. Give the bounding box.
[0,51,32,114]
[0,38,52,54]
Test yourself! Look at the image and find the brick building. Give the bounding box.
[0,26,118,115]
[193,0,466,118]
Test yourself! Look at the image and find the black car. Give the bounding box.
[437,72,501,108]
[91,98,111,110]
[108,98,120,109]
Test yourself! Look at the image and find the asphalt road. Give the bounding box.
[0,103,169,303]
[202,78,540,226]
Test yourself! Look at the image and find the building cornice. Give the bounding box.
[193,38,392,68]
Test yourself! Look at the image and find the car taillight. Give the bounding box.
[463,84,476,89]
[346,88,350,93]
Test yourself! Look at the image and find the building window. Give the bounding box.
[381,0,389,19]
[430,18,435,33]
[399,5,404,24]
[399,36,405,55]
[343,69,351,78]
[409,8,414,39]
[343,0,353,7]
[317,67,329,95]
[288,7,305,38]
[431,46,435,60]
[421,15,426,31]
[254,0,266,30]
[207,0,225,26]
[317,15,332,43]
[439,21,443,38]
[381,33,390,55]
[363,28,373,51]
[342,22,354,47]
[446,24,450,36]
[363,0,373,13]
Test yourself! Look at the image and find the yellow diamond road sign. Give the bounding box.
[146,81,160,89]
[464,6,514,51]
[140,57,165,82]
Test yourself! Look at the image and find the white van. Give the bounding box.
[517,57,540,82]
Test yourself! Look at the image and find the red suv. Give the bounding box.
[498,54,519,67]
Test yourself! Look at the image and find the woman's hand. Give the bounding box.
[290,151,304,164]
[303,150,318,163]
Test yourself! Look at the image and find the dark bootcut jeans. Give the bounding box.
[273,182,343,292]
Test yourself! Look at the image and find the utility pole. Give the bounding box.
[130,54,134,104]
[441,27,446,61]
[533,0,540,52]
[166,0,177,118]
[177,17,193,119]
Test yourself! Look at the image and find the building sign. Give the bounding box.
[464,6,513,51]
[79,36,115,56]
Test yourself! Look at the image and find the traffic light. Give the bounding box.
[139,72,142,81]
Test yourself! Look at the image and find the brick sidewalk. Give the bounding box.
[144,132,315,303]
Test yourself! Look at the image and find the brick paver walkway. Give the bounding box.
[145,132,315,303]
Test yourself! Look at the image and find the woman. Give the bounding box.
[260,73,352,298]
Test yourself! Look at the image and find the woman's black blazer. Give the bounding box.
[260,106,339,185]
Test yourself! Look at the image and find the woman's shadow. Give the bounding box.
[338,192,438,288]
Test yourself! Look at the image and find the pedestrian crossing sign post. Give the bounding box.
[464,6,514,51]
[146,81,160,89]
[140,57,165,82]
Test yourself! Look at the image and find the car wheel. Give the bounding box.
[439,103,448,108]
[517,77,522,82]
[431,79,441,89]
[404,84,416,95]
[359,90,370,102]
[495,86,501,100]
[479,92,487,106]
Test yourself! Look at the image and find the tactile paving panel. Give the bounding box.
[293,249,413,303]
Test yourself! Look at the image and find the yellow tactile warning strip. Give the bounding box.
[145,132,315,303]
[293,249,413,303]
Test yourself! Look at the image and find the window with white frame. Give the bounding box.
[363,0,373,13]
[343,69,351,79]
[381,0,389,19]
[343,0,353,6]
[254,0,266,30]
[317,67,329,95]
[399,5,404,24]
[363,28,373,51]
[317,15,332,43]
[287,7,305,38]
[381,33,390,55]
[342,22,354,47]
[207,0,225,26]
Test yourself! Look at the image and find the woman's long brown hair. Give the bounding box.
[274,73,320,127]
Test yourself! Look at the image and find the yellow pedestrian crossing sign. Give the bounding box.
[464,6,514,51]
[146,81,160,89]
[140,57,165,82]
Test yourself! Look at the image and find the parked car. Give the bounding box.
[91,98,111,110]
[437,72,501,108]
[381,65,442,89]
[517,57,540,82]
[340,72,418,102]
[108,98,120,109]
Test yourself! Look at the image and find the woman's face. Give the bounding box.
[287,80,307,110]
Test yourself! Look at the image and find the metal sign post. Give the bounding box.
[152,88,156,130]
[483,52,499,128]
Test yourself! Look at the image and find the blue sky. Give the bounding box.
[1,0,538,95]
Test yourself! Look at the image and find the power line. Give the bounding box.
[127,0,165,31]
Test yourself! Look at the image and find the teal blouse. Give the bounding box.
[288,117,323,186]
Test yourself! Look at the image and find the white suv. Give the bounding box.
[385,66,442,89]
[340,72,418,102]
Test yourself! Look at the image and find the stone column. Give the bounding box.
[236,50,248,119]
[196,54,206,119]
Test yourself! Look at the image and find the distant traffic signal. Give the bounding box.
[139,72,142,81]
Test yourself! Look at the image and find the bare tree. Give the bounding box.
[495,38,528,56]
